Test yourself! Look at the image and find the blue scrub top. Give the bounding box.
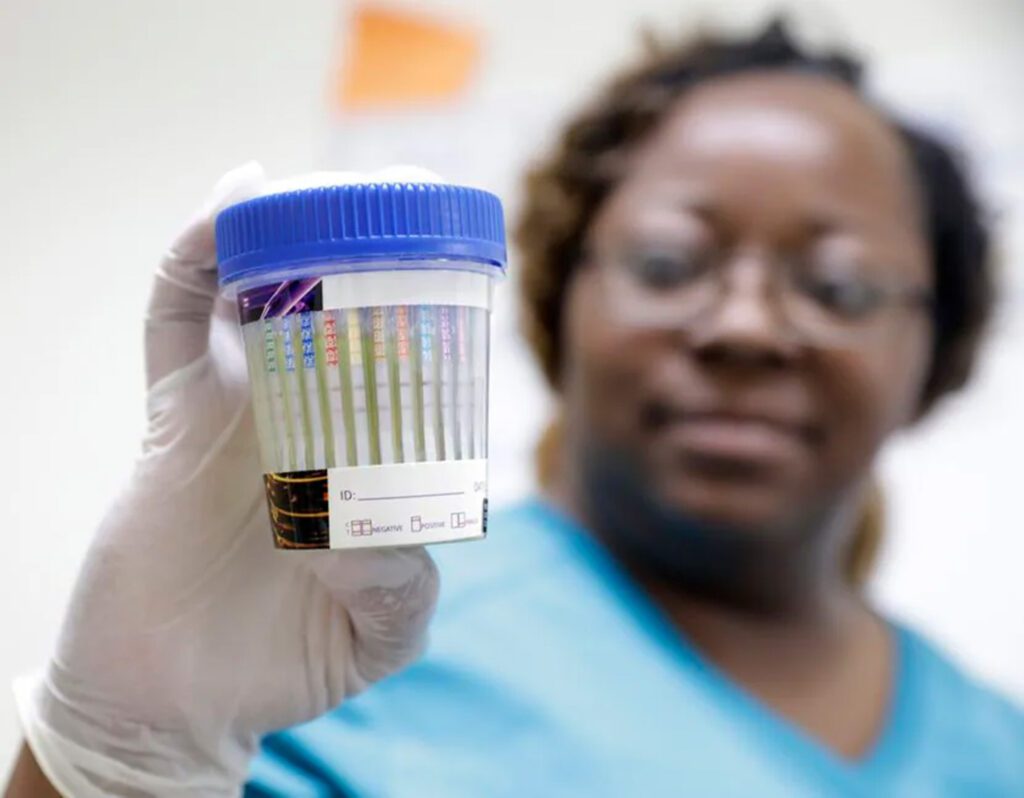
[247,501,1024,797]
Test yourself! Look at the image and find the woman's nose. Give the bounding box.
[687,254,800,369]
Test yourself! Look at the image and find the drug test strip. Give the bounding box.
[446,305,463,460]
[334,309,359,467]
[462,306,475,459]
[430,306,446,460]
[275,317,298,471]
[294,311,317,470]
[313,312,337,468]
[386,306,405,464]
[409,306,428,462]
[360,308,383,465]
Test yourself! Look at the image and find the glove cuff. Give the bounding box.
[13,671,247,798]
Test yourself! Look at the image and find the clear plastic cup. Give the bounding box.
[215,183,506,549]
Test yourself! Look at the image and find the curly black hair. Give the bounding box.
[516,18,994,415]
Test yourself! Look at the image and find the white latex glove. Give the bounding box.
[14,163,441,798]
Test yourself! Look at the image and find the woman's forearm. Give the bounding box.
[4,744,61,798]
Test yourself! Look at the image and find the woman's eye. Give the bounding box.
[626,251,706,289]
[800,275,884,319]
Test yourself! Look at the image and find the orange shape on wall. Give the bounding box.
[335,3,481,110]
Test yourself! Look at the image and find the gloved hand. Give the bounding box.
[13,163,441,797]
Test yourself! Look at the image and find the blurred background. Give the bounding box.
[1,0,1021,762]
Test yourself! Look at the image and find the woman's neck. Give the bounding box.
[545,479,894,761]
[548,465,860,614]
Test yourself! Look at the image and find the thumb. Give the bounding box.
[145,161,266,389]
[309,547,440,690]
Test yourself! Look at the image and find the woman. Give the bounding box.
[8,20,1022,798]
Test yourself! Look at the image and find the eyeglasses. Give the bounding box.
[587,244,933,347]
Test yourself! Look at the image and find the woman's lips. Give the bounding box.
[657,412,815,469]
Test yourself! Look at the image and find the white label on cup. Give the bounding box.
[327,459,488,548]
[321,270,491,311]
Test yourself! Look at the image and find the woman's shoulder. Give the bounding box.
[895,622,1024,780]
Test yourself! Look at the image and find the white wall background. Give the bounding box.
[1,0,1021,765]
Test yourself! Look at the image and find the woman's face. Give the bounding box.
[562,72,934,538]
